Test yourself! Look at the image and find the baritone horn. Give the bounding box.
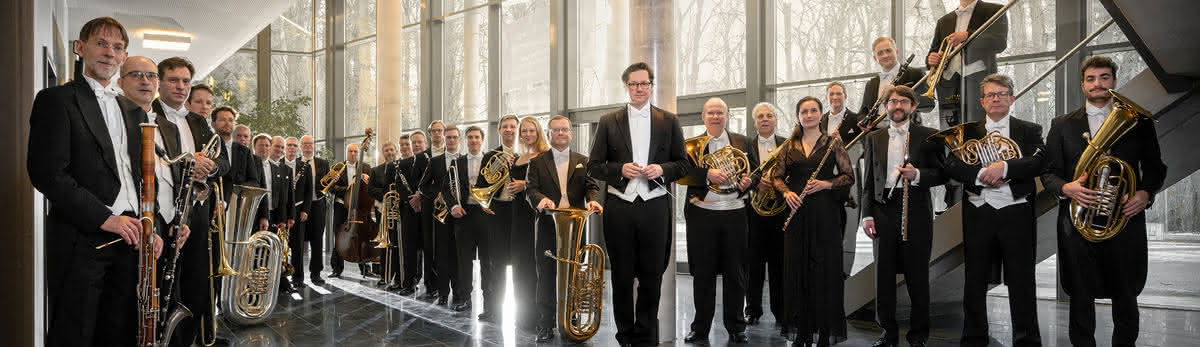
[542,207,605,342]
[1071,90,1155,242]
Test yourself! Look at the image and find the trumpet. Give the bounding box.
[923,36,957,99]
[320,161,346,195]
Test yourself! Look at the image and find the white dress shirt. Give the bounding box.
[608,103,668,202]
[262,159,275,207]
[147,111,176,223]
[432,145,445,157]
[85,76,139,215]
[464,152,483,205]
[159,100,195,154]
[303,156,318,200]
[552,147,572,208]
[967,115,1022,209]
[1085,101,1113,136]
[693,130,745,211]
[756,134,777,164]
[826,108,846,137]
[884,121,922,188]
[224,137,234,162]
[877,64,902,116]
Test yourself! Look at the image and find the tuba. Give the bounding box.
[1070,90,1155,242]
[542,208,605,342]
[469,148,515,209]
[220,184,284,326]
[930,124,1022,166]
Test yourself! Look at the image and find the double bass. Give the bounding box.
[335,129,381,263]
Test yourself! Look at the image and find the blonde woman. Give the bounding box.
[509,116,550,331]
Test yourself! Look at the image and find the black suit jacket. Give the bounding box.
[860,67,936,118]
[296,156,330,216]
[747,134,787,193]
[1040,106,1166,297]
[859,124,948,220]
[679,132,758,201]
[527,150,601,209]
[941,117,1045,201]
[368,158,416,203]
[29,79,152,234]
[220,141,262,200]
[587,105,689,193]
[419,153,452,204]
[928,1,1008,77]
[151,99,229,179]
[152,112,185,189]
[255,159,295,224]
[820,109,863,144]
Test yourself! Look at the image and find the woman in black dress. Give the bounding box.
[770,96,854,346]
[509,116,550,330]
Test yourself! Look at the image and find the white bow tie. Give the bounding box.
[888,127,907,137]
[94,86,120,99]
[987,124,1006,131]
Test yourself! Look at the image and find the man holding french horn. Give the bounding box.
[1041,56,1166,347]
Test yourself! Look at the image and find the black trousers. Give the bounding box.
[510,196,539,329]
[961,202,1041,347]
[870,194,933,344]
[603,195,672,346]
[45,214,138,347]
[683,205,748,335]
[453,205,491,307]
[420,198,439,294]
[533,213,558,330]
[485,201,513,314]
[1069,294,1139,347]
[292,199,327,283]
[173,202,213,347]
[745,208,785,321]
[397,207,423,288]
[434,209,460,301]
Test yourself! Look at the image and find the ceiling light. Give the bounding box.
[141,29,193,51]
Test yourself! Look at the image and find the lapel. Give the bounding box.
[73,79,119,176]
[615,107,633,158]
[873,130,889,176]
[154,115,180,156]
[1067,107,1090,145]
[968,3,989,33]
[544,152,562,193]
[120,98,146,183]
[567,151,585,184]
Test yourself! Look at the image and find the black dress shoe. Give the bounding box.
[453,301,471,312]
[683,330,707,343]
[477,311,494,322]
[397,287,416,296]
[745,315,761,325]
[329,272,341,279]
[420,291,438,301]
[535,327,554,342]
[311,275,326,285]
[909,342,926,347]
[436,296,448,305]
[871,338,898,347]
[731,331,749,343]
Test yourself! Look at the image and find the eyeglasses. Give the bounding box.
[91,39,126,53]
[549,127,571,133]
[886,99,912,105]
[626,82,653,89]
[123,71,158,81]
[983,91,1012,99]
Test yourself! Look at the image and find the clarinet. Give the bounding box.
[781,137,841,232]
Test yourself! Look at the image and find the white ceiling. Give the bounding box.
[67,0,294,79]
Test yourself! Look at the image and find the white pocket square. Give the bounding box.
[575,163,584,168]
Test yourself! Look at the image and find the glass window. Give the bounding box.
[271,53,315,136]
[315,52,327,141]
[1105,49,1149,88]
[272,0,314,52]
[997,59,1056,135]
[774,0,890,83]
[345,39,378,136]
[242,36,258,50]
[905,0,1054,59]
[401,26,422,130]
[571,0,631,108]
[346,0,378,40]
[403,0,421,24]
[316,0,327,48]
[773,78,872,136]
[444,0,487,16]
[208,51,258,113]
[1087,0,1129,46]
[442,8,489,125]
[676,0,746,95]
[502,0,551,116]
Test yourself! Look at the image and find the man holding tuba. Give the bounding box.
[678,97,755,344]
[939,73,1045,347]
[1040,56,1166,347]
[526,115,603,342]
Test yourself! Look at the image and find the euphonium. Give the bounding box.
[923,36,956,99]
[220,184,283,326]
[930,124,1022,166]
[542,208,605,342]
[320,161,346,195]
[470,149,515,209]
[1071,90,1154,242]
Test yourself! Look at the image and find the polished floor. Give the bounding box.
[210,260,1200,347]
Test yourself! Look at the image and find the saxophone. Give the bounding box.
[1070,90,1155,242]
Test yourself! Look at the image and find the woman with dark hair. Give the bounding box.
[771,96,854,346]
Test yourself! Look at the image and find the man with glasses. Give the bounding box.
[587,62,689,346]
[859,86,947,347]
[940,74,1044,347]
[420,126,464,306]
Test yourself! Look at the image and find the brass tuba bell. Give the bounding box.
[1070,90,1155,242]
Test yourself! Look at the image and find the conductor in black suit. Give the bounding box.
[1041,56,1167,347]
[859,86,947,347]
[586,62,689,346]
[940,74,1044,347]
[28,17,167,346]
[526,115,604,342]
[926,0,1008,127]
